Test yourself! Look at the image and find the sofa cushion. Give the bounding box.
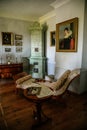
[51,70,71,90]
[53,69,80,96]
[52,79,70,96]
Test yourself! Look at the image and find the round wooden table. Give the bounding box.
[23,84,53,128]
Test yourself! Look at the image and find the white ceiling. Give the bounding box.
[0,0,56,21]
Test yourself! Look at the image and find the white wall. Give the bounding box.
[0,17,32,63]
[40,0,85,79]
[46,15,56,75]
[40,14,56,75]
[55,0,85,78]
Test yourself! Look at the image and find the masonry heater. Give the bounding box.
[29,22,47,79]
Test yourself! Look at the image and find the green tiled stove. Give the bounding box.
[29,22,47,79]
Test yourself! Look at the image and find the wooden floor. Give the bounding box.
[0,79,87,130]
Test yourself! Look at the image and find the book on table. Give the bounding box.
[27,87,41,96]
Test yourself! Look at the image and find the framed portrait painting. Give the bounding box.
[56,17,78,52]
[2,32,14,45]
[50,31,56,46]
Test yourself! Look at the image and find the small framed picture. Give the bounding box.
[15,41,22,46]
[15,34,23,40]
[35,48,39,52]
[16,47,22,52]
[5,48,11,52]
[50,31,56,46]
[2,32,14,45]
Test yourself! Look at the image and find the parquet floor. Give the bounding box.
[0,79,87,130]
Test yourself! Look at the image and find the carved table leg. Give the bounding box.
[32,102,51,128]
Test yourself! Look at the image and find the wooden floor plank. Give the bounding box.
[0,79,87,130]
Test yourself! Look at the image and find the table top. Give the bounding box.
[23,83,53,102]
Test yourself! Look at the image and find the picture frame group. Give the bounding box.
[56,17,78,52]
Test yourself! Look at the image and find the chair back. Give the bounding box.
[52,69,80,96]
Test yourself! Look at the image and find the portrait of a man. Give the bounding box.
[59,27,74,50]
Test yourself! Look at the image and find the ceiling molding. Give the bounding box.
[0,15,38,22]
[39,0,72,23]
[50,0,71,9]
[39,10,56,23]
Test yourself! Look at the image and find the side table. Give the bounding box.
[23,84,53,128]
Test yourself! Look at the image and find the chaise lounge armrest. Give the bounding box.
[13,72,35,93]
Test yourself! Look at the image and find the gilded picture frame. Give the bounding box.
[56,17,78,52]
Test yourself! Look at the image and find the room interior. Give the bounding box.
[0,0,87,129]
